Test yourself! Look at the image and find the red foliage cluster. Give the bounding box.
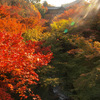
[0,87,14,100]
[0,32,53,99]
[0,81,14,100]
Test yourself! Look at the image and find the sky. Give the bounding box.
[40,0,76,7]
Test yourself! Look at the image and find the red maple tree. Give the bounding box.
[0,32,53,99]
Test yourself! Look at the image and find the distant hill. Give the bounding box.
[61,0,85,8]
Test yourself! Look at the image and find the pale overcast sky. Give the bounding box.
[40,0,76,7]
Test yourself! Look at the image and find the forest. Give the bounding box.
[0,0,100,100]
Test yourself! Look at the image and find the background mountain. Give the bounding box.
[61,0,85,8]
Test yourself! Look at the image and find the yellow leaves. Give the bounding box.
[43,78,59,87]
[23,27,51,41]
[67,34,100,58]
[51,18,73,33]
[94,41,100,51]
[23,28,42,41]
[30,3,41,19]
[41,32,51,40]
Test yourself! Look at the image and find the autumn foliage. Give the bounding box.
[0,87,14,100]
[0,32,52,99]
[0,2,53,100]
[53,4,84,21]
[0,4,45,33]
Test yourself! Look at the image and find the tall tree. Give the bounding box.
[43,1,48,7]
